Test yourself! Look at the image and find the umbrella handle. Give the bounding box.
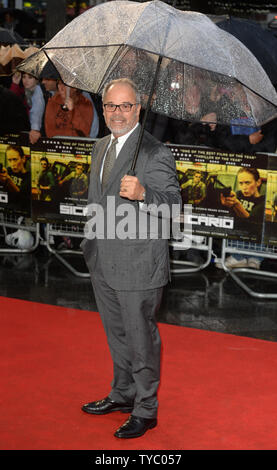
[129,55,163,174]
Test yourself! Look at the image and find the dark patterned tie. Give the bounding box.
[102,138,118,188]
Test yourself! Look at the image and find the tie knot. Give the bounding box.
[111,138,118,147]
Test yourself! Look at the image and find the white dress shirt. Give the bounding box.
[100,123,139,181]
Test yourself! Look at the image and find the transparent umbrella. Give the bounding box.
[18,0,277,169]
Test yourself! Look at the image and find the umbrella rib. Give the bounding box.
[235,78,277,109]
[44,44,123,50]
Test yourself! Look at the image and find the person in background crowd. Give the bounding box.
[40,61,60,100]
[168,83,219,147]
[40,62,99,139]
[82,91,100,139]
[208,83,277,154]
[0,85,30,135]
[41,73,58,98]
[44,80,93,138]
[10,72,45,145]
[213,117,277,154]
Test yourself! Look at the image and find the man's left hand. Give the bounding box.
[120,175,145,201]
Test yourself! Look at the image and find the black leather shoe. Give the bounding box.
[81,396,133,415]
[114,415,157,439]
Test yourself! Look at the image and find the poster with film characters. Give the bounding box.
[263,154,277,246]
[0,133,31,217]
[168,144,268,243]
[31,137,95,223]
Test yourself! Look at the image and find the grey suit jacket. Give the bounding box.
[82,124,181,291]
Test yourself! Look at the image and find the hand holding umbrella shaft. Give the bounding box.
[120,175,145,201]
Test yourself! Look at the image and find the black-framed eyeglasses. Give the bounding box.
[103,103,138,112]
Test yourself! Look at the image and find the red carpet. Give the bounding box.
[1,296,277,450]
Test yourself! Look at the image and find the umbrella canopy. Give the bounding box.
[217,16,277,86]
[19,0,277,129]
[17,50,61,80]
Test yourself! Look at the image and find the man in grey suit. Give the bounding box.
[81,78,181,439]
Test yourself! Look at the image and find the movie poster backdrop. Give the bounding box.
[0,133,31,217]
[31,137,95,224]
[263,153,277,246]
[1,134,277,247]
[168,144,270,243]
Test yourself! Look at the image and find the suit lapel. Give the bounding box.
[95,136,110,178]
[92,136,110,198]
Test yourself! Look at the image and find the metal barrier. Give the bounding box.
[220,238,277,299]
[45,220,214,277]
[0,212,40,254]
[45,222,90,278]
[1,211,276,301]
[170,236,213,273]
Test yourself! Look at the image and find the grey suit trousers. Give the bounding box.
[91,257,163,419]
